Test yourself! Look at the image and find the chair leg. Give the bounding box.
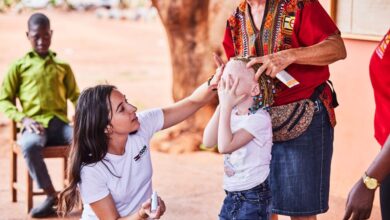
[11,150,17,202]
[26,170,33,213]
[63,157,68,188]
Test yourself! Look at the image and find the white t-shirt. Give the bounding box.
[223,109,273,192]
[79,109,164,220]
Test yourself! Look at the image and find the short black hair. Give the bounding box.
[27,13,50,30]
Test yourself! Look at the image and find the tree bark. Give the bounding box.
[150,0,237,153]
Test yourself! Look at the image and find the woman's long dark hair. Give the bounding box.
[58,85,116,216]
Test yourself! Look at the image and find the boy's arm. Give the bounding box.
[202,105,220,148]
[161,83,216,130]
[63,64,80,107]
[218,106,254,154]
[0,64,26,122]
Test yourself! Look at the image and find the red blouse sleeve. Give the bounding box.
[294,0,340,47]
[223,22,235,60]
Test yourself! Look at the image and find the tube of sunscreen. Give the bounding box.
[276,70,299,88]
[151,191,158,213]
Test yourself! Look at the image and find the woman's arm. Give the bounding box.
[247,34,347,78]
[344,135,390,220]
[162,61,224,130]
[90,194,166,220]
[202,106,221,148]
[162,83,216,129]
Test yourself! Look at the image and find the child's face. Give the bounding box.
[222,60,259,97]
[108,89,140,135]
[26,24,52,56]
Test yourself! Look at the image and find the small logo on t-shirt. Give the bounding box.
[134,145,147,162]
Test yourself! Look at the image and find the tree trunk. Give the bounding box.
[150,0,236,153]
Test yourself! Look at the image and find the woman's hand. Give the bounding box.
[218,75,247,110]
[209,53,226,90]
[246,49,296,79]
[138,197,166,219]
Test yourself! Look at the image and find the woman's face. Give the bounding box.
[108,89,140,135]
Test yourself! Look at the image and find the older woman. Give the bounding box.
[222,0,346,219]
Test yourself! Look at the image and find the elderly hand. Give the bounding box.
[22,117,44,134]
[246,49,296,79]
[343,180,375,220]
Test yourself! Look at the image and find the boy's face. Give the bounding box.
[26,24,52,56]
[222,60,260,97]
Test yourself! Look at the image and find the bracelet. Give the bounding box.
[207,74,218,91]
[207,74,215,87]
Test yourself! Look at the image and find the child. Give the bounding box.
[203,57,274,220]
[58,78,221,219]
[0,13,79,218]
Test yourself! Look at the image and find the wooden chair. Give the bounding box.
[10,120,69,213]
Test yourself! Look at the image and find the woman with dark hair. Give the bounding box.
[58,77,221,219]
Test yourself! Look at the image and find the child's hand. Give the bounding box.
[218,75,247,110]
[139,197,166,219]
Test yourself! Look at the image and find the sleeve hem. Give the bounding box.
[83,191,110,204]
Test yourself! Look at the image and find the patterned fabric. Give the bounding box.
[223,0,339,127]
[270,99,315,141]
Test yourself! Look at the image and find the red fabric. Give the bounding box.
[276,0,340,105]
[223,24,235,60]
[370,29,390,147]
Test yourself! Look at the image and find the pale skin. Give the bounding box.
[344,135,390,220]
[89,79,218,220]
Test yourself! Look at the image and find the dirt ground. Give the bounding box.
[0,9,383,220]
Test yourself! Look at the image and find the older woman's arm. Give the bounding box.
[247,34,347,78]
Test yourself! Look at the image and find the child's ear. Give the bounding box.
[251,84,260,96]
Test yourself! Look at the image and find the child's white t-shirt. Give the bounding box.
[79,109,164,220]
[223,108,273,192]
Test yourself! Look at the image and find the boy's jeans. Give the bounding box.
[18,117,72,190]
[219,179,271,220]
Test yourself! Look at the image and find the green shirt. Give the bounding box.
[0,50,80,127]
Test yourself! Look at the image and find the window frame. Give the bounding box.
[330,0,381,42]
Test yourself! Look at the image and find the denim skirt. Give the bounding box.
[270,100,334,216]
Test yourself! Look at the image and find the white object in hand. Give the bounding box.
[276,70,299,88]
[151,191,158,213]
